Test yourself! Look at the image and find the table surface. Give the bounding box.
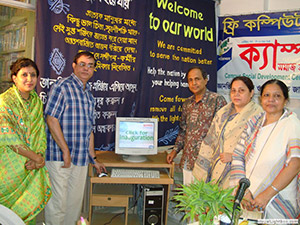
[95,151,173,168]
[92,151,174,184]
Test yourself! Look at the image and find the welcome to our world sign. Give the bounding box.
[35,0,217,150]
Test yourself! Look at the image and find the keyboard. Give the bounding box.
[111,168,160,178]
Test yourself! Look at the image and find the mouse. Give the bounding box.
[98,172,108,177]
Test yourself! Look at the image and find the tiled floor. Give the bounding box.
[36,190,185,225]
[36,208,183,225]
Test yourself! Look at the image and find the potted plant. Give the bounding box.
[172,179,234,225]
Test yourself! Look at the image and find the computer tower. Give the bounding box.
[143,186,164,225]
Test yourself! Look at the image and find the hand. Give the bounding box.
[26,161,44,170]
[220,153,232,163]
[34,153,45,169]
[241,190,254,211]
[25,160,37,170]
[93,161,107,174]
[35,159,45,169]
[25,154,45,170]
[167,150,177,164]
[251,188,273,211]
[62,151,71,168]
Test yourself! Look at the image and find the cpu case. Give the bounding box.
[143,186,164,225]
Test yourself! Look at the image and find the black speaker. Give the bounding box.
[143,186,164,225]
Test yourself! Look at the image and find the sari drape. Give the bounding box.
[193,101,262,188]
[0,85,51,223]
[230,110,300,219]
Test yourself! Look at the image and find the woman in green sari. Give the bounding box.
[0,58,51,224]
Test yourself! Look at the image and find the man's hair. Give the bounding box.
[186,66,207,80]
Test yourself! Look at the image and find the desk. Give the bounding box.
[89,151,174,225]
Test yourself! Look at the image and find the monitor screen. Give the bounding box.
[115,117,158,162]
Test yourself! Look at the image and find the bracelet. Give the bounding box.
[271,184,279,193]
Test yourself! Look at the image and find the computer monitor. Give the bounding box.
[115,117,158,163]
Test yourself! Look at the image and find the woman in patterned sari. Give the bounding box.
[230,79,300,220]
[0,58,51,224]
[193,76,262,189]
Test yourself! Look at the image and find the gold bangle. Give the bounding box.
[271,184,279,193]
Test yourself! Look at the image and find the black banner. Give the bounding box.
[35,0,217,150]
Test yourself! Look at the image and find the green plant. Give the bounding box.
[172,179,234,225]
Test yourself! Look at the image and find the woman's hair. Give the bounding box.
[230,76,254,92]
[186,66,208,80]
[260,79,289,100]
[10,58,39,80]
[73,51,96,66]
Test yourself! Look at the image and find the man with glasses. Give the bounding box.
[44,51,106,225]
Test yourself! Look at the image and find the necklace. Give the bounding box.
[21,95,30,102]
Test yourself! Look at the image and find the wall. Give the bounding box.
[0,81,12,94]
[217,0,300,16]
[215,0,300,116]
[0,3,36,94]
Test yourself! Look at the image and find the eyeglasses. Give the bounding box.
[77,62,95,69]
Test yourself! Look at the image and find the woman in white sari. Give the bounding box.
[230,79,300,220]
[193,76,262,189]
